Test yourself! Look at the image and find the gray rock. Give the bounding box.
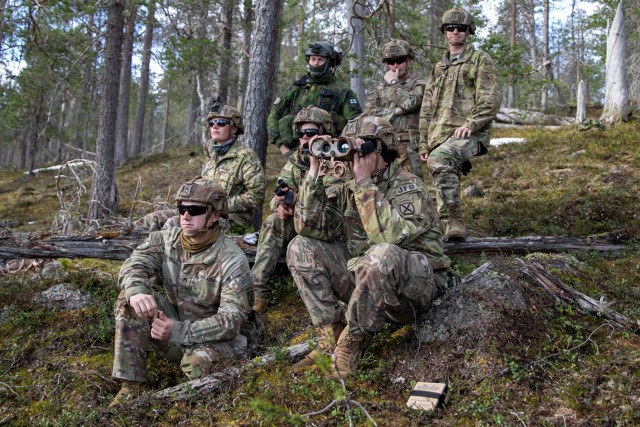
[463,184,484,198]
[33,283,92,310]
[41,260,63,278]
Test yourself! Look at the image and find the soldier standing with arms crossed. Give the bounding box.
[419,8,501,240]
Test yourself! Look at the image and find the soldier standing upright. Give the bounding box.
[268,41,363,158]
[363,39,424,178]
[419,8,501,240]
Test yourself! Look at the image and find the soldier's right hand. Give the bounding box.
[129,294,158,319]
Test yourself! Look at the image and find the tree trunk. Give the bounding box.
[507,0,516,108]
[541,0,550,111]
[132,1,155,156]
[218,0,235,101]
[243,0,283,230]
[115,4,137,166]
[87,0,125,222]
[238,0,253,111]
[601,0,629,124]
[186,74,199,146]
[576,80,586,124]
[349,0,366,104]
[160,79,172,153]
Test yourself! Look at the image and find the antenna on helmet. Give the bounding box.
[209,96,224,113]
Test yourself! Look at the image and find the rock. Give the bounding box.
[463,185,483,198]
[568,149,587,160]
[41,260,63,278]
[33,283,92,310]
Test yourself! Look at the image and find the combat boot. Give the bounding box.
[108,380,148,407]
[331,328,367,380]
[445,204,467,241]
[252,297,268,315]
[292,322,345,370]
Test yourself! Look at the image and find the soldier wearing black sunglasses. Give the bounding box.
[418,8,501,241]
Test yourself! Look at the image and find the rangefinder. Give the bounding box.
[309,136,377,160]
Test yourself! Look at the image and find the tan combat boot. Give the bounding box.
[108,380,148,407]
[252,297,268,315]
[292,322,345,369]
[445,204,468,241]
[331,328,367,380]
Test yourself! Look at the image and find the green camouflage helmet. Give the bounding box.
[305,41,343,67]
[207,105,244,135]
[292,106,335,136]
[440,7,476,35]
[341,115,397,152]
[175,177,229,218]
[382,39,415,62]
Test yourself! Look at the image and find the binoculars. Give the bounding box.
[309,137,377,160]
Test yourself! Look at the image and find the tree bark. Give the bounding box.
[238,0,253,111]
[132,1,155,156]
[115,4,137,166]
[541,0,551,111]
[349,0,366,104]
[576,80,586,124]
[218,0,235,102]
[87,0,125,222]
[601,0,629,124]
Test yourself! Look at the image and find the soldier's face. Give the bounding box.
[308,55,327,67]
[209,118,233,142]
[298,123,320,146]
[386,58,411,78]
[445,25,468,47]
[179,201,220,236]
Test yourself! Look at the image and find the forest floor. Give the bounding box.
[1,121,640,426]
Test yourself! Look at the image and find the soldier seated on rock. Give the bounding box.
[287,115,453,379]
[109,177,254,407]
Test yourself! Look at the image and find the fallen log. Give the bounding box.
[0,231,634,262]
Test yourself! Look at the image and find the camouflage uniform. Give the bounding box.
[418,42,501,218]
[201,140,265,228]
[287,159,450,336]
[112,227,253,382]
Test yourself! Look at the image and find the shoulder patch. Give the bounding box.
[396,183,419,196]
[273,97,282,106]
[349,97,359,105]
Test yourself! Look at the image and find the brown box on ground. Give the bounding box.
[406,382,448,411]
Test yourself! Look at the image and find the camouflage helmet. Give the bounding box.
[305,41,343,68]
[206,105,244,135]
[382,39,415,62]
[440,7,476,34]
[341,115,397,152]
[292,106,335,136]
[174,177,229,218]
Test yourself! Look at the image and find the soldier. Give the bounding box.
[419,8,501,240]
[201,104,266,231]
[268,41,363,158]
[363,39,424,178]
[251,106,339,314]
[287,115,452,379]
[110,177,254,407]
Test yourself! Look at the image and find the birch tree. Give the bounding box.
[600,0,629,123]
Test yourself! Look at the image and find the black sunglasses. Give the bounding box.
[208,119,231,127]
[445,24,469,33]
[297,129,319,138]
[177,204,209,216]
[385,56,408,66]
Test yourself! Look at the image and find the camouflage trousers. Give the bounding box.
[397,140,424,179]
[112,291,247,383]
[427,136,480,220]
[251,212,297,299]
[287,236,440,336]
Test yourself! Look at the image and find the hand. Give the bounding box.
[351,138,377,183]
[129,294,158,319]
[420,153,429,162]
[384,69,399,84]
[276,203,294,220]
[151,311,174,341]
[454,126,472,139]
[307,137,321,179]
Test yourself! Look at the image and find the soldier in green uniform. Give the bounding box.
[268,41,363,158]
[109,178,254,407]
[251,106,338,314]
[363,39,424,178]
[287,115,451,379]
[419,8,501,240]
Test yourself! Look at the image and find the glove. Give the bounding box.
[461,160,472,176]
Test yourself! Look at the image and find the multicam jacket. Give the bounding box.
[118,227,253,347]
[201,139,265,227]
[418,44,501,154]
[268,73,362,149]
[363,74,425,148]
[294,161,450,269]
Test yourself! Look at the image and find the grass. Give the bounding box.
[1,122,640,425]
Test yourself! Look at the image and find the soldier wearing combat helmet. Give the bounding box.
[268,41,362,158]
[287,115,452,379]
[419,7,501,241]
[363,39,425,178]
[110,177,254,407]
[251,106,344,315]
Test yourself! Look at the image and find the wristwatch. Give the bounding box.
[390,79,398,85]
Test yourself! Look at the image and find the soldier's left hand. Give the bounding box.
[151,311,174,341]
[454,126,472,139]
[351,138,377,183]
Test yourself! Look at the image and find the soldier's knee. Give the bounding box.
[180,347,222,380]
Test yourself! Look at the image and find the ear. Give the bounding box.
[207,210,221,226]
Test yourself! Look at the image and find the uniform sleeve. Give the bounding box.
[294,173,344,241]
[362,90,386,116]
[391,79,425,113]
[464,54,502,133]
[342,89,363,121]
[170,258,252,345]
[418,71,436,154]
[268,86,293,146]
[227,150,266,214]
[353,178,427,245]
[118,232,164,301]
